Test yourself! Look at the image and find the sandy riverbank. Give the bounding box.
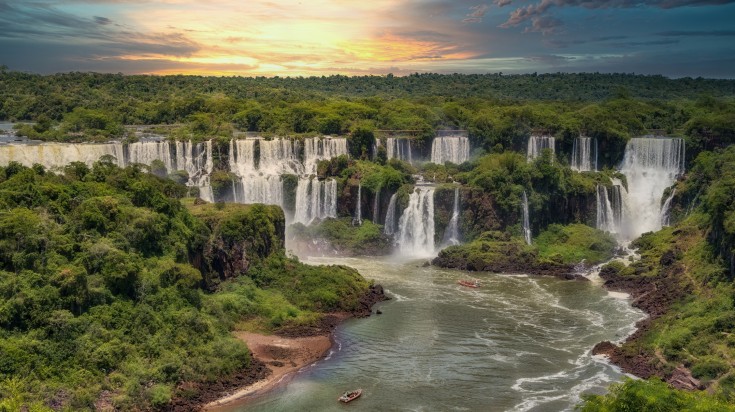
[204,331,334,410]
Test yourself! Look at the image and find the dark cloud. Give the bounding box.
[656,30,735,36]
[94,16,112,25]
[500,0,735,30]
[0,1,200,58]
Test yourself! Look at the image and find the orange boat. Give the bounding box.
[338,389,362,403]
[458,279,480,288]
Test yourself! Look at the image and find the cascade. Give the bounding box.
[384,193,398,235]
[431,136,470,164]
[0,140,214,201]
[441,186,461,246]
[303,137,348,175]
[571,136,597,171]
[660,188,676,227]
[387,138,413,164]
[522,191,532,245]
[527,135,555,162]
[619,137,685,238]
[293,177,337,225]
[397,187,436,257]
[353,184,363,226]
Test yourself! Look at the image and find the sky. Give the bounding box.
[0,0,734,78]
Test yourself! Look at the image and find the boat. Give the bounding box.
[458,279,480,288]
[338,389,362,403]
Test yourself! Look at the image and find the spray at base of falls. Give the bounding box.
[522,191,532,245]
[527,135,555,162]
[431,136,470,164]
[441,186,461,247]
[571,136,597,172]
[397,187,436,257]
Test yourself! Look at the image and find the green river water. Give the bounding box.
[224,256,644,412]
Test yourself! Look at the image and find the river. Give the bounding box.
[224,256,644,412]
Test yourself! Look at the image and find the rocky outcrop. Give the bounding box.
[188,202,286,289]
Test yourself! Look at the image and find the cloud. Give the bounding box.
[0,1,200,57]
[500,0,735,30]
[494,0,512,6]
[524,16,562,35]
[462,4,489,23]
[656,30,735,36]
[94,16,113,25]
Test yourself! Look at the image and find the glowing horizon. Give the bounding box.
[1,0,734,78]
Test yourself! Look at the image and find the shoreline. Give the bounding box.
[591,262,702,390]
[184,284,386,411]
[204,328,340,410]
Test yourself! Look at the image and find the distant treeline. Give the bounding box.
[1,69,734,167]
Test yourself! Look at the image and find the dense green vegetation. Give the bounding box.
[2,71,734,170]
[579,379,735,412]
[433,224,616,276]
[0,161,372,410]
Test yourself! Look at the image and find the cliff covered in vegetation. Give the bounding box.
[0,160,380,411]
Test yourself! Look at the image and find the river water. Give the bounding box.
[226,256,644,412]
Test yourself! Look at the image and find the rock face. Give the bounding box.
[188,203,286,289]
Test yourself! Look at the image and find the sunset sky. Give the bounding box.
[1,0,734,77]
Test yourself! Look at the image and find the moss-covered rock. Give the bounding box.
[289,218,392,257]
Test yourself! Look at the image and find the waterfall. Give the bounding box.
[596,183,625,234]
[303,137,348,175]
[353,184,363,226]
[387,138,413,164]
[571,136,597,172]
[384,193,398,235]
[372,188,380,223]
[0,140,214,201]
[527,135,555,162]
[660,189,677,227]
[442,186,461,246]
[619,137,685,238]
[522,191,532,245]
[431,136,470,164]
[397,187,436,257]
[293,177,337,225]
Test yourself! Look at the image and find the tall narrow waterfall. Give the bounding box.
[527,135,555,162]
[660,189,677,227]
[522,191,532,245]
[431,136,470,164]
[353,184,363,226]
[397,187,436,257]
[387,138,413,164]
[293,178,337,225]
[442,187,461,246]
[619,137,685,238]
[596,183,625,235]
[372,189,380,223]
[384,193,398,235]
[571,136,597,172]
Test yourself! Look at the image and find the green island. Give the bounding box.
[0,70,734,410]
